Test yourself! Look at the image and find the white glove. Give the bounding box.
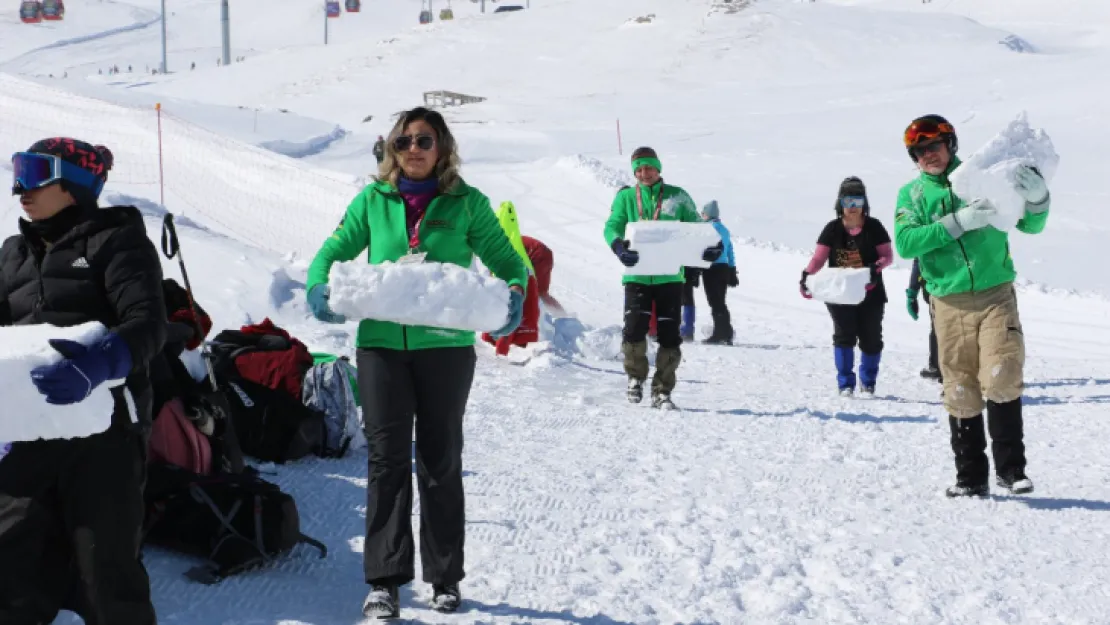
[941,198,996,238]
[1013,165,1049,205]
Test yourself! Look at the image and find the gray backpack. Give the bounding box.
[301,359,364,457]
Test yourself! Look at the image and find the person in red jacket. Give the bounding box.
[521,235,564,316]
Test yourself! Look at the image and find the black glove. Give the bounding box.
[685,267,701,288]
[702,241,724,263]
[611,239,639,268]
[869,264,880,284]
[727,267,739,287]
[799,269,812,299]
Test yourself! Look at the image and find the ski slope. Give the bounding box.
[1,0,1109,622]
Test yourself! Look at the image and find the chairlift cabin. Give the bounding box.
[439,8,453,20]
[418,9,432,24]
[344,0,359,12]
[326,0,341,17]
[19,0,43,23]
[41,0,63,20]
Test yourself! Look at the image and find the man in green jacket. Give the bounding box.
[604,146,715,410]
[894,114,1050,498]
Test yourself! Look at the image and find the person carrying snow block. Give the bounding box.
[0,137,164,625]
[521,234,566,316]
[698,200,738,345]
[895,114,1049,498]
[906,258,941,383]
[800,176,892,398]
[604,146,708,411]
[305,106,527,619]
[479,201,540,355]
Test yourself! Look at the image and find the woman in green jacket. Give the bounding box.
[304,107,527,619]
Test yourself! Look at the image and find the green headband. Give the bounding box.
[632,157,662,174]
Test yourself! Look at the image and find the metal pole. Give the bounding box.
[480,0,484,13]
[220,0,230,66]
[429,0,433,20]
[324,1,328,45]
[160,0,167,73]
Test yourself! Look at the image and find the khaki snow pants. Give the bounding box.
[931,283,1025,418]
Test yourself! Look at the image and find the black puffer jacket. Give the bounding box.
[0,205,167,427]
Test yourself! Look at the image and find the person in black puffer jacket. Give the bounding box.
[0,137,164,625]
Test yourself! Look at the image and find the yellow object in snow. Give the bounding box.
[496,201,535,276]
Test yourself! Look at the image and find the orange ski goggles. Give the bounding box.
[903,118,955,148]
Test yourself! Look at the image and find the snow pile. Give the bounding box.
[625,221,722,276]
[949,112,1059,231]
[328,260,511,332]
[0,322,121,443]
[807,267,872,305]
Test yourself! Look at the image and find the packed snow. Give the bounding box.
[806,267,872,306]
[327,260,512,333]
[624,221,722,276]
[0,0,1109,623]
[949,112,1060,230]
[0,321,121,442]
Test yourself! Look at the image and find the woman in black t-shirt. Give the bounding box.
[799,177,893,397]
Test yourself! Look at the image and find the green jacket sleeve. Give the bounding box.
[467,191,528,291]
[1015,195,1050,235]
[893,185,955,259]
[306,190,371,291]
[603,190,631,247]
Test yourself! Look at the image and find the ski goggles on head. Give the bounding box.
[11,152,102,196]
[392,134,435,152]
[840,196,866,210]
[903,118,955,148]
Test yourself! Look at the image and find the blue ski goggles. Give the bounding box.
[11,151,103,196]
[840,196,866,210]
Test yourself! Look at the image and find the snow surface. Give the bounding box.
[0,0,1109,622]
[328,260,512,333]
[806,267,872,306]
[624,220,722,276]
[949,112,1060,231]
[0,321,120,443]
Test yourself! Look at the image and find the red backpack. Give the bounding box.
[149,398,213,474]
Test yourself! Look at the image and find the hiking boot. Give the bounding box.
[363,584,399,619]
[652,393,677,410]
[702,336,733,346]
[627,378,644,404]
[945,482,989,498]
[838,387,854,398]
[950,415,989,495]
[920,366,942,380]
[431,584,461,613]
[996,471,1034,495]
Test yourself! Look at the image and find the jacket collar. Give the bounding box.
[374,177,469,198]
[919,156,962,186]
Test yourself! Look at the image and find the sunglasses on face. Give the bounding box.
[840,196,866,210]
[393,134,436,152]
[903,118,955,148]
[910,141,946,159]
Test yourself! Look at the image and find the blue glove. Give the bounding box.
[1014,165,1049,206]
[307,284,346,324]
[610,239,639,268]
[491,289,524,339]
[30,332,132,405]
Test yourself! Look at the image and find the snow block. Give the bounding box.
[0,322,121,443]
[949,112,1059,231]
[624,221,721,276]
[807,268,872,305]
[328,260,511,333]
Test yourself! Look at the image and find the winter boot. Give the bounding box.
[431,584,461,613]
[834,346,856,393]
[920,366,942,381]
[627,377,644,404]
[363,584,400,619]
[859,351,881,396]
[651,346,682,399]
[946,415,990,498]
[652,392,677,410]
[987,399,1033,494]
[621,340,649,383]
[679,305,696,341]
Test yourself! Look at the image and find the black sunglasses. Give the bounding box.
[910,140,946,159]
[393,134,436,152]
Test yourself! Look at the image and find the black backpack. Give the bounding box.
[143,462,327,584]
[221,377,327,464]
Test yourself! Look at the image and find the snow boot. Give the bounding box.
[363,584,400,619]
[652,392,677,410]
[627,377,644,404]
[834,346,856,393]
[987,399,1034,494]
[859,351,881,396]
[679,305,695,341]
[946,415,990,498]
[920,366,942,381]
[652,347,682,399]
[431,584,461,613]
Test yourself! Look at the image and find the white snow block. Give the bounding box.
[624,221,721,276]
[808,268,872,305]
[949,112,1059,231]
[0,322,122,443]
[328,260,511,333]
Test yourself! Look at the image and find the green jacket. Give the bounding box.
[893,157,1050,298]
[307,179,528,350]
[603,182,701,285]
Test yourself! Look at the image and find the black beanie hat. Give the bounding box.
[835,176,870,217]
[27,137,114,207]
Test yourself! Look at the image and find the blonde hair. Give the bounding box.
[376,107,462,192]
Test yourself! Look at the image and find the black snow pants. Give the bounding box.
[0,425,155,625]
[624,282,683,348]
[826,295,885,354]
[923,288,939,372]
[701,264,733,340]
[356,346,476,587]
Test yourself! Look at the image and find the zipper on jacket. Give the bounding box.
[402,326,408,350]
[944,183,975,292]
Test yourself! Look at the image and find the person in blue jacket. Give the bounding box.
[699,200,738,344]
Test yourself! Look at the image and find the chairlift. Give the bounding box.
[19,0,43,23]
[419,9,432,24]
[326,0,341,17]
[345,0,360,12]
[439,8,454,20]
[41,0,63,20]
